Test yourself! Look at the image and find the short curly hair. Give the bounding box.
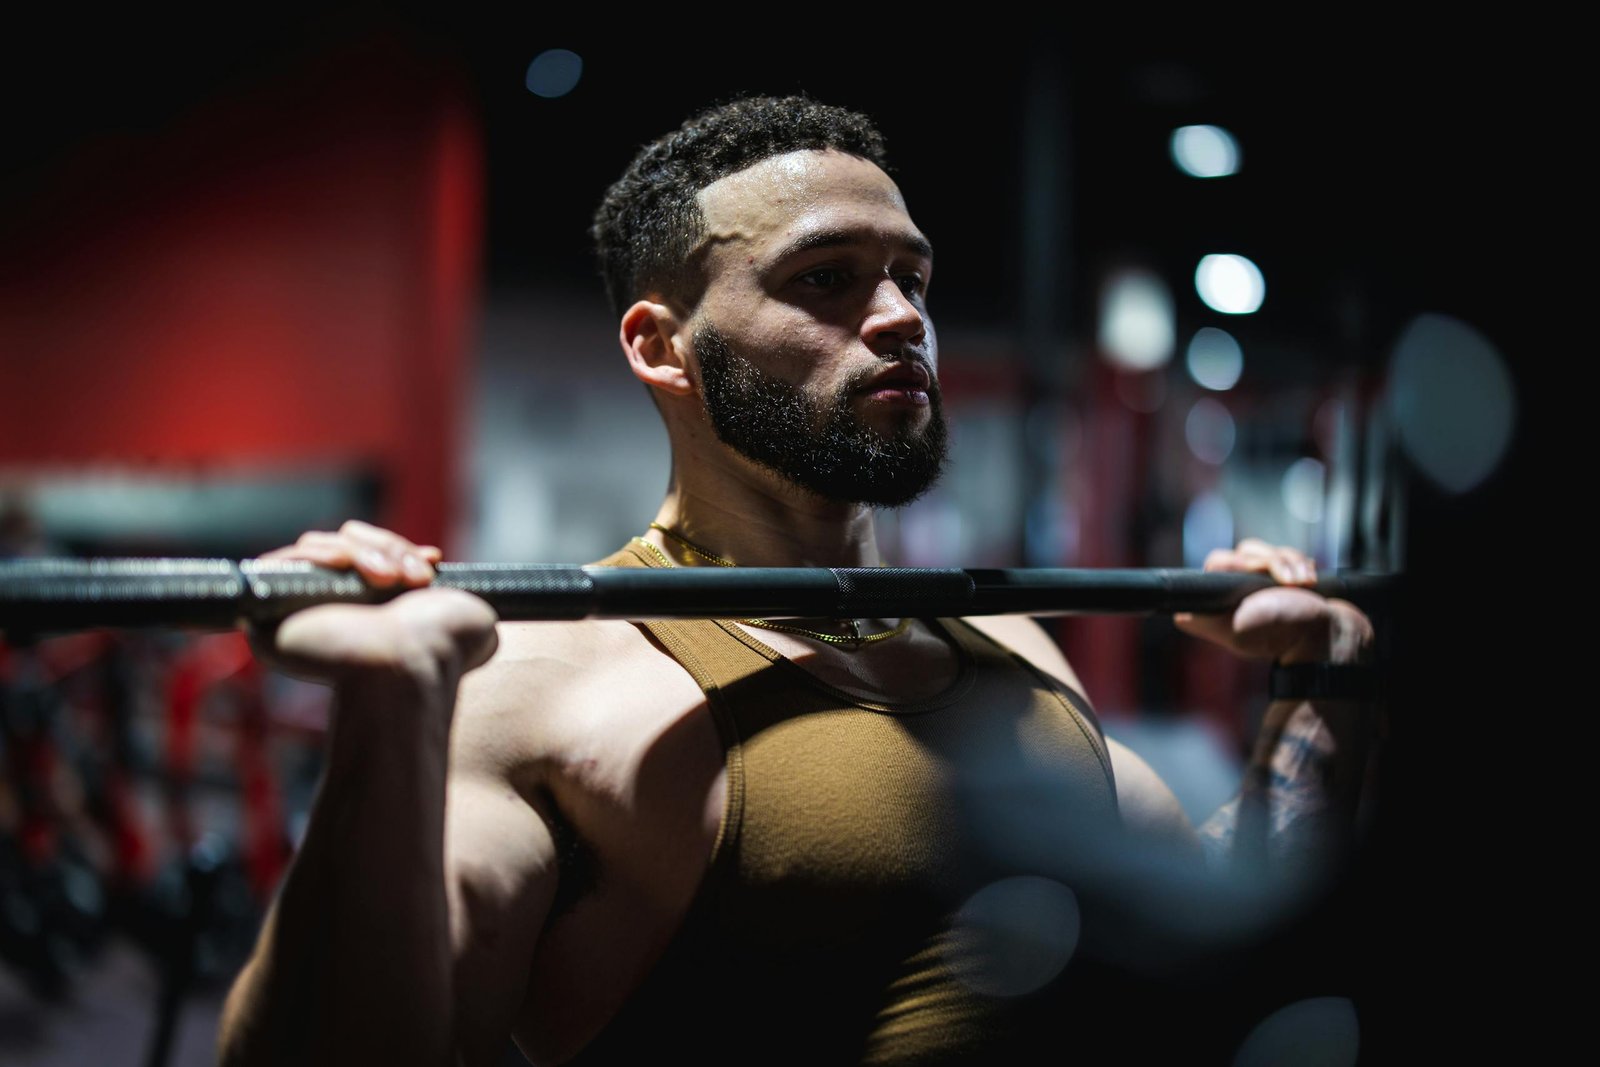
[590,96,890,319]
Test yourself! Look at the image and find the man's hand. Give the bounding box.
[253,520,498,685]
[1178,540,1383,879]
[221,522,501,1066]
[1173,538,1373,665]
[262,517,444,587]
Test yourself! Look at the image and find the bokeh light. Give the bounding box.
[1183,491,1234,568]
[1282,457,1326,524]
[1195,254,1265,315]
[1232,997,1360,1067]
[525,49,583,98]
[1099,268,1175,371]
[1186,327,1244,391]
[950,876,1081,998]
[1388,312,1515,494]
[1170,124,1241,178]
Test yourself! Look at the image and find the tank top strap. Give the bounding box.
[587,539,785,704]
[940,618,1110,740]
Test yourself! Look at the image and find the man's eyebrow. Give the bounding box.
[770,227,934,264]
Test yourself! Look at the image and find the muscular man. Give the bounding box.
[218,97,1375,1065]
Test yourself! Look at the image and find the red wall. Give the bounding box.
[0,37,482,550]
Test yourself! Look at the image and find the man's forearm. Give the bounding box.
[219,667,458,1066]
[1199,694,1380,880]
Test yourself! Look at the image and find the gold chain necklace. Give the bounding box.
[633,522,911,652]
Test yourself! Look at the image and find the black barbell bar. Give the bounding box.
[0,558,1399,635]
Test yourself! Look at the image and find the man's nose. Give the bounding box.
[862,276,926,352]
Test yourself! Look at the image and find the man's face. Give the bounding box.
[694,321,947,506]
[686,149,946,507]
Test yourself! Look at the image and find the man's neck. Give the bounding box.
[650,459,885,569]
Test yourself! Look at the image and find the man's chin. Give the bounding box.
[789,449,947,509]
[853,400,935,439]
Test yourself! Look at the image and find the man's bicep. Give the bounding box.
[445,771,559,1067]
[1104,736,1203,859]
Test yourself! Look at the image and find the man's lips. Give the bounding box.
[857,361,933,397]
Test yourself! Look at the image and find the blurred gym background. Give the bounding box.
[0,11,1540,1065]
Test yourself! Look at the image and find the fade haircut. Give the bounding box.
[591,96,889,319]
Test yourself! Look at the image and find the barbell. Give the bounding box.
[0,558,1398,634]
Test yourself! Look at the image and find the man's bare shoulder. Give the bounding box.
[482,617,666,676]
[959,614,1088,695]
[449,619,701,780]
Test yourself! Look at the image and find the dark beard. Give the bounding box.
[694,323,948,507]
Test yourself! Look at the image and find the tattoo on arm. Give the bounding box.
[1198,699,1366,877]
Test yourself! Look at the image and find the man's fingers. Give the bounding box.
[1203,541,1317,586]
[1182,540,1329,656]
[260,531,366,571]
[338,519,411,554]
[339,520,436,586]
[268,529,402,585]
[261,530,359,561]
[258,524,440,588]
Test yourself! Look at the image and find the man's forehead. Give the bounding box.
[696,149,919,255]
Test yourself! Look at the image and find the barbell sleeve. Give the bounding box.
[0,558,1399,634]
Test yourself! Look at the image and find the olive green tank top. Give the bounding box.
[567,542,1121,1065]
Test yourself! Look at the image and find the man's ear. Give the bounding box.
[620,300,695,397]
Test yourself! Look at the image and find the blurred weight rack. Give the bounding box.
[0,624,330,1066]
